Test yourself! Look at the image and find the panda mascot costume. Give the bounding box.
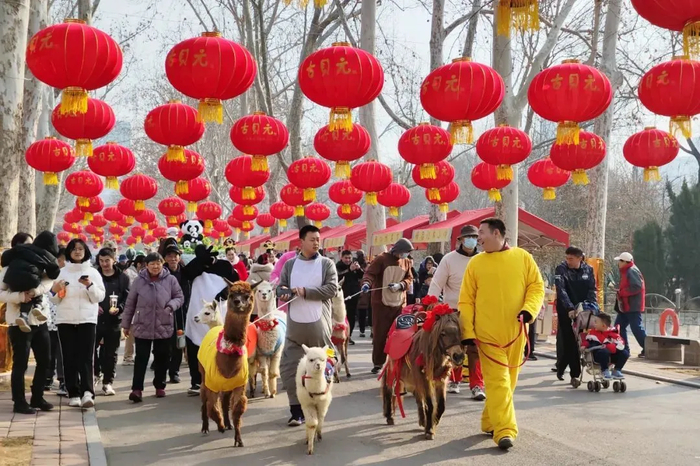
[180,219,204,249]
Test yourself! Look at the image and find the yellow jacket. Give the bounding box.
[198,326,249,393]
[458,247,544,345]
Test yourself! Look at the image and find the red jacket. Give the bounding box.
[617,261,645,313]
[582,328,625,353]
[233,260,248,281]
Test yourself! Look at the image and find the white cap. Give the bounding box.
[614,252,633,262]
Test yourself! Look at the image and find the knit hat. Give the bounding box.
[457,224,478,238]
[390,238,414,254]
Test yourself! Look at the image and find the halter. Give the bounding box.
[301,358,335,397]
[216,330,244,356]
[254,318,279,332]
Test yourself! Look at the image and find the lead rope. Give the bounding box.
[475,317,530,369]
[344,286,390,301]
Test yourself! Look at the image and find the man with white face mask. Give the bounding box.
[428,225,485,400]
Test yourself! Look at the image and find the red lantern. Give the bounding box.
[225,155,270,200]
[65,171,103,207]
[213,219,230,237]
[77,196,105,223]
[305,203,331,228]
[230,112,289,171]
[117,199,137,224]
[411,161,455,201]
[227,215,243,231]
[631,1,700,59]
[420,58,505,144]
[88,142,135,189]
[240,221,254,237]
[25,137,75,185]
[168,213,187,228]
[135,209,157,230]
[158,197,186,224]
[126,236,137,246]
[178,177,211,212]
[528,59,612,144]
[63,222,82,235]
[287,157,331,202]
[398,123,453,179]
[51,98,115,156]
[57,232,71,245]
[131,226,146,241]
[378,183,411,217]
[158,149,205,195]
[496,0,540,37]
[63,210,82,229]
[104,206,125,227]
[638,57,700,138]
[143,234,156,245]
[427,181,460,213]
[298,42,384,131]
[120,174,158,212]
[85,224,99,236]
[337,204,362,227]
[476,125,532,180]
[471,162,511,202]
[350,161,393,205]
[256,213,276,233]
[314,124,370,179]
[549,131,606,185]
[153,227,168,239]
[197,201,223,229]
[90,214,108,229]
[527,158,571,200]
[145,100,205,162]
[229,186,265,211]
[109,225,125,237]
[233,204,258,230]
[623,127,680,182]
[328,180,362,215]
[165,32,256,123]
[26,20,122,114]
[280,183,310,217]
[270,202,295,228]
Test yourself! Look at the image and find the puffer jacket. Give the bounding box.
[248,262,273,284]
[50,262,106,324]
[0,268,53,327]
[1,231,60,292]
[122,267,184,340]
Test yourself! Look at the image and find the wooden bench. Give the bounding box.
[645,335,700,366]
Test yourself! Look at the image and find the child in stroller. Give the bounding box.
[580,312,629,380]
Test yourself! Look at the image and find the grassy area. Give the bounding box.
[0,437,33,466]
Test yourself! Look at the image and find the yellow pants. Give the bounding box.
[478,336,526,444]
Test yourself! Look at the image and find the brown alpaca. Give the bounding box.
[381,311,465,440]
[198,281,256,447]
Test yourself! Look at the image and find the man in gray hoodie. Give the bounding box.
[277,225,338,426]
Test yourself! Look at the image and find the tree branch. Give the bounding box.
[185,0,209,30]
[444,12,471,37]
[462,0,481,58]
[198,0,220,31]
[377,94,411,130]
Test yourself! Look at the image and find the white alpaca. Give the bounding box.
[249,280,286,398]
[296,345,334,455]
[193,300,223,329]
[331,281,350,382]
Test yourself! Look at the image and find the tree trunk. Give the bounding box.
[584,0,622,259]
[35,86,63,233]
[462,0,481,58]
[0,0,31,246]
[78,0,92,23]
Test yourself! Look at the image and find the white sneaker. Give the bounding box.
[15,317,31,333]
[447,382,460,394]
[81,391,94,408]
[471,386,486,401]
[102,384,115,396]
[122,358,134,366]
[30,307,47,322]
[94,375,103,387]
[68,397,81,407]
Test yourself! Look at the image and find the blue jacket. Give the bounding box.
[554,262,597,317]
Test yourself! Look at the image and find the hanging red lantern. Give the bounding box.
[240,221,255,237]
[213,219,230,238]
[85,224,99,236]
[158,149,205,195]
[270,201,295,228]
[51,98,115,156]
[63,222,82,235]
[398,123,453,179]
[145,234,159,245]
[230,112,289,171]
[57,232,72,245]
[420,58,505,144]
[496,0,539,37]
[527,158,571,200]
[131,226,146,242]
[287,157,331,202]
[256,213,276,233]
[638,57,700,139]
[233,204,258,231]
[471,162,511,202]
[144,100,205,162]
[168,213,187,228]
[549,131,606,185]
[377,183,411,218]
[158,197,187,224]
[120,174,158,212]
[126,236,137,246]
[178,177,212,212]
[299,42,384,131]
[109,225,125,237]
[337,204,362,227]
[427,181,460,213]
[227,215,243,231]
[25,137,75,185]
[631,1,700,59]
[305,203,331,228]
[528,59,612,144]
[475,125,532,180]
[103,206,125,227]
[88,142,135,189]
[623,127,680,182]
[135,209,157,230]
[26,19,123,114]
[280,183,311,217]
[228,186,265,212]
[165,32,257,123]
[351,161,393,205]
[313,124,371,179]
[65,171,104,207]
[90,214,108,229]
[153,226,168,239]
[411,160,455,201]
[117,199,138,224]
[197,201,223,229]
[64,208,83,228]
[328,180,362,215]
[225,155,270,200]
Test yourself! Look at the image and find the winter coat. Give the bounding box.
[0,268,53,327]
[97,269,130,328]
[417,257,435,288]
[428,247,478,309]
[122,267,185,340]
[50,262,106,325]
[554,261,597,319]
[361,252,413,310]
[582,328,625,353]
[167,263,190,331]
[1,231,60,292]
[336,260,363,297]
[248,262,273,284]
[616,262,645,314]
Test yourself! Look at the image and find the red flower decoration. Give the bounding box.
[421,295,439,306]
[422,303,454,332]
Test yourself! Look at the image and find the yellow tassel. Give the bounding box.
[427,188,441,202]
[543,187,556,200]
[243,187,255,200]
[263,227,270,233]
[187,202,197,213]
[314,0,326,6]
[59,87,88,115]
[345,220,353,227]
[556,121,580,145]
[644,167,661,182]
[197,98,223,124]
[496,165,513,181]
[389,206,399,217]
[105,176,119,190]
[85,213,93,221]
[329,107,353,132]
[80,219,87,226]
[244,232,250,239]
[334,161,351,179]
[365,192,378,205]
[420,163,436,180]
[167,146,185,162]
[279,219,287,228]
[205,220,213,229]
[244,206,254,215]
[315,221,322,228]
[670,116,692,139]
[142,223,149,230]
[168,216,176,223]
[75,139,93,157]
[512,0,539,34]
[282,0,292,5]
[243,221,251,229]
[251,155,269,172]
[176,180,188,195]
[43,172,58,185]
[342,204,351,215]
[683,21,700,60]
[303,187,316,202]
[497,1,512,37]
[440,203,448,213]
[488,189,502,202]
[78,197,89,207]
[135,200,145,211]
[294,205,304,216]
[126,216,134,224]
[572,169,589,185]
[449,121,474,145]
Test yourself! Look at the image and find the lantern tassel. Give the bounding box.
[543,187,557,200]
[420,163,437,180]
[126,216,134,224]
[197,98,223,124]
[294,205,304,216]
[75,139,93,157]
[78,197,89,208]
[644,167,661,182]
[84,213,93,221]
[512,0,539,34]
[303,187,316,202]
[176,180,189,195]
[488,189,502,202]
[389,206,399,217]
[365,192,378,205]
[670,116,692,139]
[314,221,322,228]
[427,188,441,202]
[251,155,269,172]
[279,219,287,228]
[244,206,254,215]
[449,120,474,145]
[43,172,58,185]
[243,187,256,200]
[496,165,513,181]
[329,107,353,132]
[205,220,213,229]
[345,220,353,227]
[683,21,700,60]
[335,161,351,179]
[243,221,251,229]
[263,227,270,234]
[187,202,197,213]
[105,176,119,190]
[59,87,88,115]
[135,200,145,212]
[496,1,512,37]
[167,146,185,163]
[556,121,580,145]
[342,204,351,215]
[168,216,176,223]
[440,203,449,213]
[572,169,589,185]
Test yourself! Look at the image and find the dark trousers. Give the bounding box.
[9,324,50,407]
[94,325,121,385]
[346,296,367,335]
[169,331,183,379]
[556,316,581,378]
[132,338,170,391]
[525,323,537,357]
[592,347,630,371]
[58,323,96,398]
[186,336,201,387]
[614,312,647,351]
[47,330,64,385]
[372,306,401,367]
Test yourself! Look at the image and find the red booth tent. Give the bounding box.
[269,229,299,252]
[323,219,399,251]
[371,211,462,248]
[236,234,271,257]
[410,207,569,250]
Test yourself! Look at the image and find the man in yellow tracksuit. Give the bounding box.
[458,218,544,450]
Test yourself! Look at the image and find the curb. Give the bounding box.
[533,351,700,390]
[83,408,108,466]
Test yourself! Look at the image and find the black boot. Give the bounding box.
[13,403,36,415]
[30,397,54,412]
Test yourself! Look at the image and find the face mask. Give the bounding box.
[461,238,478,250]
[400,253,409,259]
